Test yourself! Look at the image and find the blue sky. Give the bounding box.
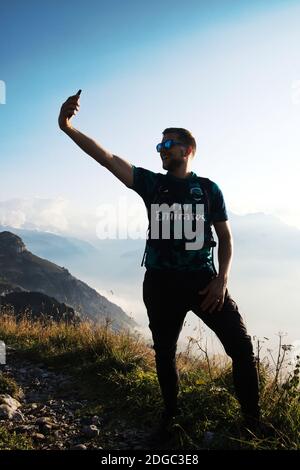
[1,0,300,234]
[1,0,300,355]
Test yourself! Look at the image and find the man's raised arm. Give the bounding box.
[58,91,134,188]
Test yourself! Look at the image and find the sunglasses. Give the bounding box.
[156,139,187,153]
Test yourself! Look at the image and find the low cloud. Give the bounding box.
[0,197,94,236]
[0,196,147,240]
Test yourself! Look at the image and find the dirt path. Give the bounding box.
[0,346,151,450]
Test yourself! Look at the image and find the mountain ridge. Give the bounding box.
[0,231,137,331]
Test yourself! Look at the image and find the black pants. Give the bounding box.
[143,268,260,419]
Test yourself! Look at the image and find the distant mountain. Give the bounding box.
[1,214,299,345]
[0,231,137,331]
[0,278,27,295]
[0,225,99,265]
[0,290,80,324]
[0,225,140,283]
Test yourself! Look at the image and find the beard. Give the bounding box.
[163,157,184,172]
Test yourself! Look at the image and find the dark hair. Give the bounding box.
[162,127,196,156]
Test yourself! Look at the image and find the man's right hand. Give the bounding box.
[58,90,134,188]
[58,91,81,130]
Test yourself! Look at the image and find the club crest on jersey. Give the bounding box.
[190,187,203,201]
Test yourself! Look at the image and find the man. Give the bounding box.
[58,91,260,439]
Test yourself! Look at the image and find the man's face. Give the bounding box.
[159,133,191,171]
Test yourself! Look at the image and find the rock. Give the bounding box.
[15,424,36,433]
[42,424,53,434]
[11,410,25,423]
[17,389,25,400]
[91,415,102,426]
[47,399,57,406]
[35,417,53,425]
[0,404,15,419]
[32,433,46,440]
[0,394,21,410]
[37,406,48,414]
[71,444,87,450]
[82,425,100,437]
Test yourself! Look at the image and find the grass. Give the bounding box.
[0,427,33,450]
[0,372,21,398]
[0,308,299,450]
[0,365,33,450]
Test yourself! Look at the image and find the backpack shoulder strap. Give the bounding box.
[140,173,165,266]
[196,177,217,248]
[196,176,213,217]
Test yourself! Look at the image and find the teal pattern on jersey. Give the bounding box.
[131,166,228,272]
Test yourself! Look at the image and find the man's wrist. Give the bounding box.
[217,272,228,284]
[62,124,74,134]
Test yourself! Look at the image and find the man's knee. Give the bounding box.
[148,319,182,356]
[224,334,256,362]
[153,342,177,358]
[221,295,250,339]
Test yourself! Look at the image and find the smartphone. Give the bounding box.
[67,90,82,118]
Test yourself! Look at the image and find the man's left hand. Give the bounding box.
[198,276,227,313]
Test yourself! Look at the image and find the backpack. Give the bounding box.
[141,174,217,267]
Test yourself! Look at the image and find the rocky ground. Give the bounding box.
[0,347,153,450]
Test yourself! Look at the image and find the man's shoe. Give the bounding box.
[242,415,275,439]
[243,413,260,429]
[147,408,181,447]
